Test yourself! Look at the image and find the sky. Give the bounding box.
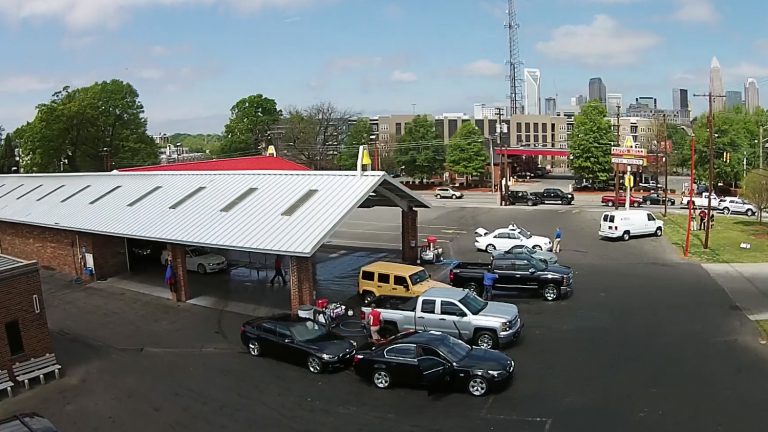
[0,0,766,134]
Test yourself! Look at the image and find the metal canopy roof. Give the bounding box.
[0,171,430,257]
[0,254,29,273]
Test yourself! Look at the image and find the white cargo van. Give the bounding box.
[599,210,664,241]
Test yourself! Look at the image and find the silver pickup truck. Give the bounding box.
[361,287,523,349]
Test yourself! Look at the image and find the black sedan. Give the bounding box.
[642,192,675,206]
[240,315,356,374]
[353,331,514,397]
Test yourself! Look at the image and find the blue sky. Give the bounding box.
[0,0,766,134]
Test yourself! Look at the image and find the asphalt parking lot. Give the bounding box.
[1,207,767,431]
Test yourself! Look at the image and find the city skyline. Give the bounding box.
[0,0,766,134]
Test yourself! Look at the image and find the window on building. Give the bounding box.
[533,123,539,133]
[524,123,530,133]
[516,122,522,133]
[395,123,402,137]
[525,134,531,143]
[516,134,523,144]
[543,134,548,143]
[560,143,568,149]
[551,123,555,133]
[566,124,573,132]
[542,123,548,133]
[533,134,539,144]
[5,320,24,357]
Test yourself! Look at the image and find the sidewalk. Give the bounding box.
[702,263,768,321]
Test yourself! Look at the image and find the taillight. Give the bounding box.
[359,310,366,320]
[240,326,245,333]
[449,270,454,282]
[353,354,363,364]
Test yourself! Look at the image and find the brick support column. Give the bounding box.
[169,244,189,302]
[289,256,315,316]
[401,207,418,264]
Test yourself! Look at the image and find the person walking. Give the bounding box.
[368,303,382,342]
[553,227,562,253]
[482,271,498,301]
[698,209,707,231]
[270,255,287,285]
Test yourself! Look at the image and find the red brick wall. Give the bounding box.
[169,244,189,302]
[0,222,80,277]
[289,257,314,315]
[401,209,418,264]
[0,262,53,375]
[92,235,128,279]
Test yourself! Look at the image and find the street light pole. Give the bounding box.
[693,91,726,250]
[614,104,621,210]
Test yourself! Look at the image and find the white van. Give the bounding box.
[599,210,664,241]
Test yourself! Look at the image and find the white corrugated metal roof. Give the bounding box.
[0,171,430,257]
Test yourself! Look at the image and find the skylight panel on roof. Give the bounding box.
[220,188,258,212]
[16,185,42,200]
[89,186,122,205]
[169,186,206,209]
[0,184,24,199]
[37,185,65,202]
[127,186,162,207]
[281,189,318,216]
[61,185,91,203]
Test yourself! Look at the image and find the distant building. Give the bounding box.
[473,103,509,119]
[745,78,760,113]
[726,90,743,110]
[509,114,568,172]
[672,88,689,111]
[610,117,656,148]
[636,97,657,109]
[710,57,726,112]
[576,95,587,106]
[373,114,422,146]
[555,105,580,150]
[588,78,607,106]
[544,97,557,116]
[607,93,623,116]
[523,68,541,115]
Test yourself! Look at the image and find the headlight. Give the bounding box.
[350,340,357,348]
[320,353,338,361]
[487,370,506,377]
[501,321,511,331]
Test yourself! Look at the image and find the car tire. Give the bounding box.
[561,198,569,205]
[373,369,392,389]
[633,201,641,208]
[542,284,560,301]
[655,227,663,237]
[723,207,731,215]
[452,194,458,199]
[307,355,324,374]
[527,199,534,206]
[485,244,497,253]
[435,194,441,199]
[247,339,262,357]
[746,209,755,217]
[197,264,207,274]
[606,200,614,207]
[361,291,376,305]
[465,282,482,297]
[622,231,630,241]
[467,376,490,397]
[532,245,543,251]
[474,331,498,349]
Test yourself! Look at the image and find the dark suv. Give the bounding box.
[0,413,58,432]
[506,190,541,206]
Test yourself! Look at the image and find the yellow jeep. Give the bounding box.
[358,261,450,303]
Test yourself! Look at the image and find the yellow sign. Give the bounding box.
[624,174,634,188]
[266,145,276,156]
[623,136,635,148]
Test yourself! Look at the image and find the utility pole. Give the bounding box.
[693,92,726,250]
[760,125,766,169]
[662,115,669,217]
[100,148,111,172]
[495,108,507,206]
[614,104,621,210]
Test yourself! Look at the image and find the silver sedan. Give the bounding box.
[491,244,558,264]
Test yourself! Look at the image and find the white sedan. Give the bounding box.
[474,226,552,253]
[186,247,228,274]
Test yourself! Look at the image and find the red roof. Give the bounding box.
[118,155,310,172]
[496,149,570,157]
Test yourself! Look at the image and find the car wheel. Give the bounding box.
[542,284,560,301]
[746,209,755,217]
[197,264,207,274]
[561,198,569,205]
[532,245,543,251]
[467,376,489,397]
[606,200,614,207]
[655,227,663,237]
[485,244,497,253]
[633,201,641,208]
[723,207,731,215]
[307,355,324,374]
[361,291,376,305]
[527,199,534,206]
[622,231,630,241]
[474,331,498,349]
[373,369,392,389]
[247,339,262,357]
[435,194,441,199]
[465,282,482,297]
[452,194,458,199]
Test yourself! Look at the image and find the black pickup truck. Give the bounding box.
[529,188,575,205]
[449,255,574,301]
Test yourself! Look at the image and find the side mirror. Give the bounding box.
[528,268,536,274]
[284,338,294,344]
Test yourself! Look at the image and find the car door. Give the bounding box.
[733,199,746,213]
[258,322,281,354]
[490,232,511,250]
[383,344,420,384]
[489,260,518,294]
[512,259,539,291]
[376,272,395,296]
[417,347,453,387]
[645,212,657,234]
[436,300,473,342]
[274,324,301,361]
[416,299,439,331]
[393,275,411,296]
[506,232,525,249]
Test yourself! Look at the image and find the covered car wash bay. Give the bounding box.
[0,171,429,315]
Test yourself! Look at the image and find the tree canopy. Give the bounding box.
[14,80,156,172]
[569,100,614,181]
[169,133,224,155]
[220,94,281,156]
[395,115,445,180]
[336,118,371,170]
[0,128,19,174]
[742,168,768,223]
[281,102,355,169]
[446,122,487,179]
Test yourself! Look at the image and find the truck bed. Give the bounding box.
[452,261,491,272]
[364,296,417,312]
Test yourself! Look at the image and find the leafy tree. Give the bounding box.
[281,102,355,169]
[742,168,768,223]
[446,122,487,181]
[336,118,371,170]
[667,125,692,175]
[395,115,444,180]
[169,133,224,155]
[220,94,281,156]
[0,131,19,173]
[15,81,156,172]
[569,100,614,182]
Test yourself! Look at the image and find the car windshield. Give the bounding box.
[409,269,430,285]
[517,228,532,239]
[288,321,327,341]
[188,247,207,257]
[459,292,487,314]
[531,257,547,271]
[436,335,472,362]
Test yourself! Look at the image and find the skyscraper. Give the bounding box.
[575,95,587,106]
[636,97,657,109]
[588,78,607,107]
[607,93,623,116]
[673,88,689,111]
[725,90,743,110]
[745,78,760,113]
[710,56,725,112]
[523,68,541,115]
[544,97,557,116]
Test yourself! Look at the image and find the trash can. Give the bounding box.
[297,305,315,320]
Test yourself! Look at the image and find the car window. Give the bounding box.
[393,275,409,288]
[420,299,436,314]
[274,324,291,339]
[377,273,391,284]
[494,232,509,239]
[514,261,532,272]
[361,270,375,282]
[647,213,656,221]
[493,261,514,271]
[419,346,445,360]
[508,232,520,240]
[260,322,277,336]
[439,301,465,317]
[409,269,430,285]
[289,321,327,341]
[602,213,609,222]
[608,215,615,223]
[384,344,417,360]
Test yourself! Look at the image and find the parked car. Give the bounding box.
[601,193,643,207]
[449,255,574,302]
[434,187,463,200]
[718,198,758,216]
[352,330,515,397]
[530,188,574,205]
[0,413,58,432]
[128,240,162,263]
[506,190,541,206]
[716,196,740,209]
[491,244,558,265]
[680,192,718,209]
[361,287,523,349]
[240,315,357,374]
[474,226,552,253]
[358,261,451,303]
[598,210,664,241]
[641,192,675,206]
[638,180,662,192]
[185,247,227,274]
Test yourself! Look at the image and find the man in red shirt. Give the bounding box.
[368,303,382,342]
[270,256,287,285]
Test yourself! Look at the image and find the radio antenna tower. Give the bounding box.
[505,0,524,115]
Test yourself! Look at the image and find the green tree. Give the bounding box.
[15,81,156,172]
[169,133,224,155]
[692,108,760,186]
[742,168,768,223]
[220,94,281,156]
[569,100,614,181]
[446,122,487,182]
[667,125,692,175]
[1,131,19,173]
[281,102,355,169]
[395,115,444,180]
[336,118,371,170]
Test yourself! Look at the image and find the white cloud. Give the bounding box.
[326,56,384,72]
[390,70,417,83]
[0,75,55,93]
[726,63,768,80]
[535,15,661,66]
[671,0,718,23]
[671,72,700,83]
[755,40,768,54]
[150,45,170,56]
[462,59,504,77]
[134,68,166,80]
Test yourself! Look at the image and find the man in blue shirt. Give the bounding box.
[483,271,498,301]
[553,227,562,253]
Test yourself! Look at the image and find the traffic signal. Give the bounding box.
[722,152,731,163]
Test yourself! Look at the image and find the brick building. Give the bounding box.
[0,255,53,375]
